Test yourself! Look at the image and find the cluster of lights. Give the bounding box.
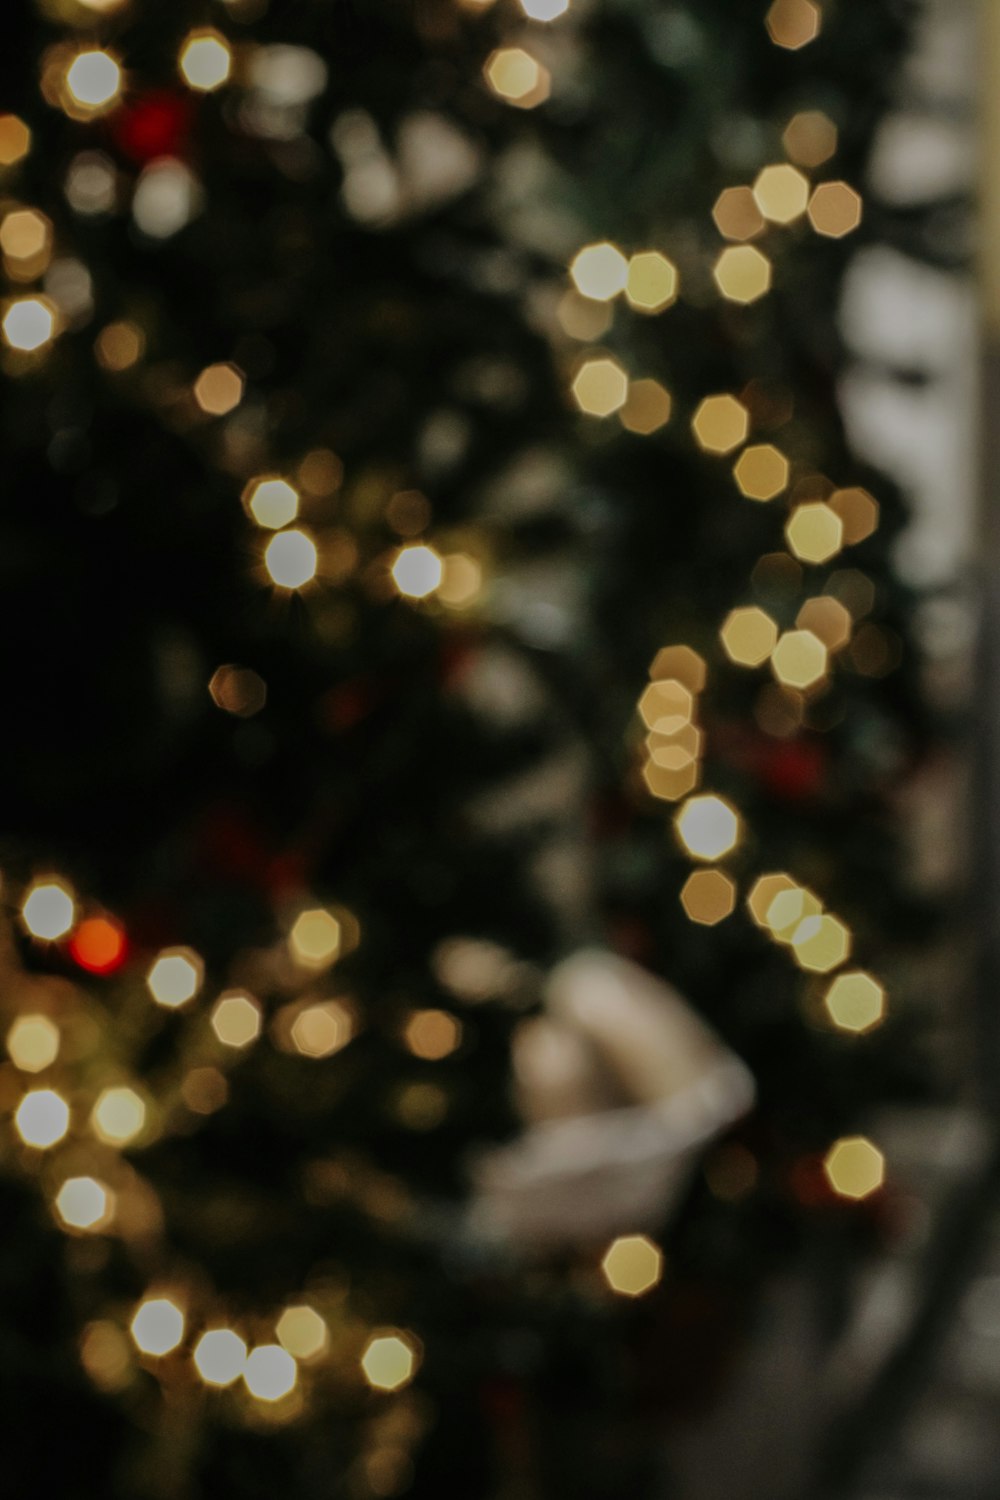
[637,645,707,804]
[747,873,854,975]
[569,242,679,315]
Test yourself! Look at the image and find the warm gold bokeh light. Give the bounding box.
[747,873,797,928]
[791,913,851,973]
[569,242,628,302]
[290,908,341,967]
[277,1305,329,1361]
[753,164,809,225]
[824,1136,885,1200]
[766,0,822,50]
[0,115,31,167]
[796,596,852,652]
[620,378,672,434]
[55,1175,113,1232]
[92,1085,146,1146]
[675,794,741,861]
[829,486,879,544]
[131,1298,185,1357]
[783,110,837,169]
[785,502,845,565]
[291,1001,351,1059]
[209,664,267,717]
[625,252,678,313]
[601,1234,663,1297]
[244,1344,298,1401]
[824,971,887,1034]
[392,544,444,600]
[14,1089,70,1149]
[771,629,828,690]
[808,182,862,238]
[650,646,707,693]
[713,245,772,304]
[64,50,122,117]
[264,528,318,589]
[691,394,750,455]
[211,991,262,1049]
[680,869,736,926]
[194,361,244,415]
[2,296,57,352]
[484,48,550,108]
[571,357,628,417]
[733,444,789,502]
[7,1014,60,1073]
[766,885,822,942]
[361,1331,419,1392]
[95,320,144,371]
[720,606,778,668]
[405,1009,462,1060]
[194,1328,247,1387]
[147,947,203,1009]
[1,208,51,270]
[638,680,694,735]
[22,879,75,940]
[179,30,233,92]
[712,187,765,242]
[245,476,299,530]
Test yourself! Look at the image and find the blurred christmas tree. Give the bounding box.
[0,0,932,1495]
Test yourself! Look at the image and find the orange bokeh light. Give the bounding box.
[69,915,127,975]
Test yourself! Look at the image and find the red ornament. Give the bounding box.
[112,91,195,164]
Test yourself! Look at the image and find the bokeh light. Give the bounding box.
[276,1305,329,1361]
[733,444,789,501]
[786,502,844,564]
[675,795,741,861]
[601,1234,663,1297]
[194,1328,247,1387]
[265,528,318,589]
[712,187,765,242]
[824,971,887,1034]
[713,245,772,304]
[2,296,57,352]
[404,1010,462,1060]
[572,357,628,417]
[392,544,444,600]
[91,1085,146,1146]
[290,908,341,967]
[691,394,749,454]
[484,48,550,107]
[0,115,31,167]
[69,915,127,974]
[147,947,203,1009]
[179,30,233,92]
[823,1136,885,1201]
[791,913,851,973]
[766,0,821,50]
[14,1089,70,1149]
[193,361,244,415]
[753,164,809,224]
[620,378,672,434]
[721,606,778,667]
[210,991,262,1048]
[680,869,736,926]
[625,251,678,312]
[569,242,628,302]
[244,1344,298,1401]
[64,50,122,117]
[7,1015,60,1073]
[244,476,299,530]
[808,182,862,238]
[783,110,837,168]
[130,1297,185,1357]
[22,878,75,940]
[771,629,828,690]
[291,1001,352,1058]
[361,1331,419,1392]
[55,1176,113,1232]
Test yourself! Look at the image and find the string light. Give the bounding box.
[713,245,771,304]
[193,361,244,415]
[361,1331,418,1392]
[55,1176,113,1232]
[675,795,741,861]
[244,476,299,530]
[733,444,789,501]
[210,991,262,1048]
[21,878,75,940]
[600,1235,663,1297]
[194,1329,247,1387]
[2,296,57,352]
[14,1089,70,1149]
[63,50,122,118]
[752,164,809,225]
[681,870,736,926]
[91,1085,145,1146]
[569,242,628,302]
[276,1306,329,1361]
[244,1344,298,1401]
[823,1136,884,1201]
[7,1015,60,1073]
[824,971,886,1034]
[391,544,443,600]
[691,394,749,455]
[146,947,204,1009]
[483,48,550,108]
[571,357,628,417]
[130,1297,185,1357]
[179,30,233,93]
[808,182,863,238]
[264,528,318,589]
[720,606,778,667]
[624,252,678,313]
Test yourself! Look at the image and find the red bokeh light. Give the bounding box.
[69,915,127,975]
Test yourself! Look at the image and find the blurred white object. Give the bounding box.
[470,949,754,1248]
